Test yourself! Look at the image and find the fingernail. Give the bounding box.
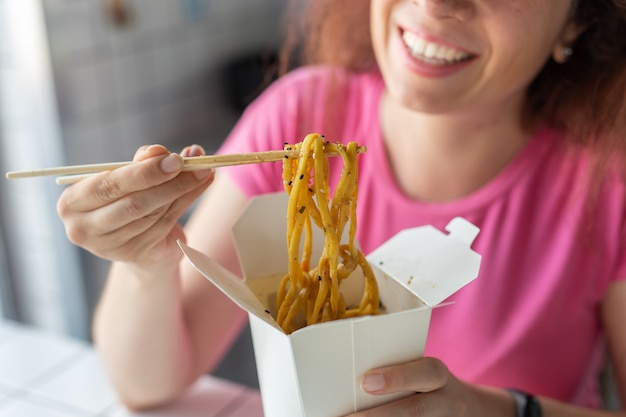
[193,168,214,180]
[180,146,192,157]
[362,373,385,392]
[160,154,183,173]
[145,144,163,154]
[190,144,205,156]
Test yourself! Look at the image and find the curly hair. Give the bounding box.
[279,0,626,163]
[529,0,626,149]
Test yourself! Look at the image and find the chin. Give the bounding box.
[389,85,452,115]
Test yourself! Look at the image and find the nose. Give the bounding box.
[409,0,475,21]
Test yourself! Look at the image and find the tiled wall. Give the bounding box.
[43,0,287,164]
[40,0,289,327]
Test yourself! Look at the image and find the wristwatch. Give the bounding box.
[507,389,543,417]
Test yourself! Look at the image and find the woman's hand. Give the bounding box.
[57,144,214,274]
[346,357,514,417]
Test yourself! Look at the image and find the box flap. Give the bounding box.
[231,193,291,280]
[232,192,348,280]
[366,217,481,307]
[177,241,282,332]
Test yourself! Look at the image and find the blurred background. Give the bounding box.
[0,0,292,388]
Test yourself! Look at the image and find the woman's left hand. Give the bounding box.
[344,357,512,417]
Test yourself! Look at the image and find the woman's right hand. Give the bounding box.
[57,144,214,275]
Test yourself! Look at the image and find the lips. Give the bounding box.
[401,30,474,66]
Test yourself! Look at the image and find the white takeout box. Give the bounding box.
[178,192,481,417]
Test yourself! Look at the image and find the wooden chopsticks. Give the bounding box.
[5,147,367,185]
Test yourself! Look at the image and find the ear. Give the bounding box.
[552,19,586,63]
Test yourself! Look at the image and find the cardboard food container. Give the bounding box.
[178,192,481,417]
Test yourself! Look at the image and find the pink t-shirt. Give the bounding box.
[218,66,626,407]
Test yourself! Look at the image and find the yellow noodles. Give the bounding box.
[275,133,380,334]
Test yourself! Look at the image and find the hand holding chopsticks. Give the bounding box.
[5,146,367,185]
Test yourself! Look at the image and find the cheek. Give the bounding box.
[483,11,560,81]
[479,39,553,103]
[483,2,568,55]
[369,1,387,55]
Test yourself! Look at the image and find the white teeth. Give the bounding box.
[424,42,438,59]
[401,30,470,65]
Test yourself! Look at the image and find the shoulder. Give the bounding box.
[272,65,383,88]
[543,128,625,188]
[242,65,383,141]
[537,128,626,206]
[257,65,384,106]
[543,128,626,271]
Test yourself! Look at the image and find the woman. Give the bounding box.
[57,0,626,415]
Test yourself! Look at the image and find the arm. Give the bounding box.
[345,280,626,417]
[58,145,249,410]
[600,280,626,407]
[531,279,626,416]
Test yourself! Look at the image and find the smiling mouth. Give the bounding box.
[401,30,473,66]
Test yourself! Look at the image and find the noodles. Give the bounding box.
[275,133,380,334]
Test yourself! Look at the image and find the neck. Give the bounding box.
[381,92,532,201]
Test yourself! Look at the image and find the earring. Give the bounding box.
[562,47,573,59]
[554,45,573,63]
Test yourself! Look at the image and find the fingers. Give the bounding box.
[88,177,210,260]
[180,144,205,158]
[61,175,211,262]
[79,168,208,232]
[181,144,214,181]
[133,144,168,162]
[60,155,184,214]
[347,390,464,417]
[361,357,449,394]
[348,358,467,417]
[56,144,214,265]
[59,144,211,212]
[83,180,200,246]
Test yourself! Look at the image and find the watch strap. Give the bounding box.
[507,389,543,417]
